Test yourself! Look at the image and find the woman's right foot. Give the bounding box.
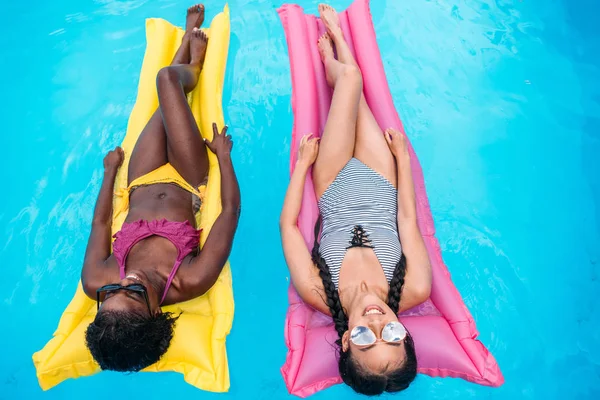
[318,3,360,69]
[318,33,334,62]
[318,33,343,88]
[190,28,208,68]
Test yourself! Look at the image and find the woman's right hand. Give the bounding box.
[297,133,319,168]
[384,128,410,165]
[205,123,233,158]
[103,146,124,172]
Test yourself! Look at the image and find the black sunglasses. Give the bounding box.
[96,283,152,315]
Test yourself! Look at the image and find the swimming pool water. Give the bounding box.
[1,0,599,398]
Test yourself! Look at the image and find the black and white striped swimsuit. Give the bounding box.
[317,158,402,289]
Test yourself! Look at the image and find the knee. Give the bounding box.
[156,66,180,86]
[339,64,362,87]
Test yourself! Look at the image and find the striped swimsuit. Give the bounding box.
[317,158,402,288]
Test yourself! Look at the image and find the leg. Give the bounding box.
[319,4,397,187]
[128,4,206,185]
[127,111,167,186]
[318,5,357,68]
[313,34,363,198]
[156,29,209,187]
[354,94,397,186]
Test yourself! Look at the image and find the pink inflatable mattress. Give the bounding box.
[278,0,504,397]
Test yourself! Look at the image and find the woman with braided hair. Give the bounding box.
[280,4,432,395]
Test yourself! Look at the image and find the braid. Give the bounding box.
[386,253,407,315]
[312,216,348,344]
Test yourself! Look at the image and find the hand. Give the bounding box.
[384,128,410,163]
[296,133,319,168]
[103,146,124,172]
[205,123,233,157]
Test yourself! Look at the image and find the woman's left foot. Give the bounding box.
[318,4,342,39]
[186,4,205,31]
[172,4,205,65]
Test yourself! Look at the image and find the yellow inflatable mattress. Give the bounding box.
[32,7,233,392]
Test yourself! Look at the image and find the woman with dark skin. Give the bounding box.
[280,4,431,395]
[81,4,240,372]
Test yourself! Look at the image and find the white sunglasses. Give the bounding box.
[350,321,407,346]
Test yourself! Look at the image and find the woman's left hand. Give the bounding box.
[103,146,124,172]
[296,133,320,168]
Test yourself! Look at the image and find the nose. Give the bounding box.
[367,320,386,338]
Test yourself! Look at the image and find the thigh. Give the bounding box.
[127,110,168,186]
[353,94,397,187]
[157,67,209,187]
[313,71,362,198]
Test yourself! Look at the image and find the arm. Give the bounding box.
[280,135,329,315]
[385,129,432,311]
[185,124,241,296]
[81,147,123,297]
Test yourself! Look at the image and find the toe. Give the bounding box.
[187,4,203,16]
[318,34,331,47]
[189,3,203,13]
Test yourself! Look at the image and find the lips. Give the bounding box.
[363,305,385,316]
[126,274,142,283]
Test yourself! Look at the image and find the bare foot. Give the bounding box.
[317,33,334,62]
[190,28,208,67]
[172,4,205,65]
[318,4,342,39]
[319,33,345,88]
[186,4,205,31]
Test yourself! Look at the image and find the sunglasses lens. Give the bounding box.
[98,284,145,301]
[350,326,377,346]
[98,285,120,302]
[382,321,407,342]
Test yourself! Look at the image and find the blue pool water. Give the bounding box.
[1,0,599,398]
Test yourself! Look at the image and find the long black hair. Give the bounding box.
[311,217,417,395]
[85,310,179,372]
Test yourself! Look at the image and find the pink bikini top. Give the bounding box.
[112,219,201,304]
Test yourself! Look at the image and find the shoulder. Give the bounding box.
[294,265,331,316]
[82,256,118,298]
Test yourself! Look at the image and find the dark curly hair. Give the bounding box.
[311,217,417,395]
[85,309,179,372]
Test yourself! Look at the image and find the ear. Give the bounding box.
[342,330,350,352]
